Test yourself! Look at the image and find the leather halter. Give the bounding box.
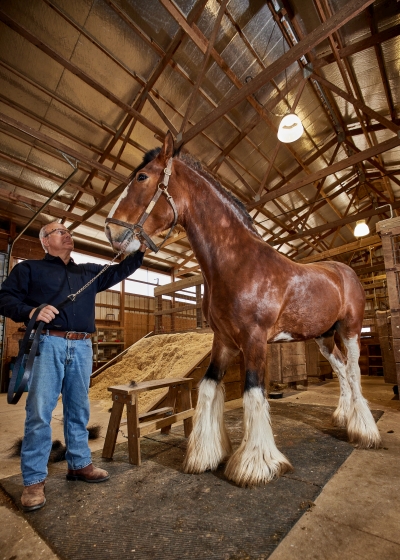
[105,157,178,253]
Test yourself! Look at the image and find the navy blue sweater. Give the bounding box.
[0,251,144,332]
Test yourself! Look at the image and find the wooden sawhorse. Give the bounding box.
[102,377,194,466]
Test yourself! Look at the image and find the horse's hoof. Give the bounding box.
[224,451,293,487]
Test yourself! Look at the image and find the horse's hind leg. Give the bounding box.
[340,333,381,449]
[224,339,292,487]
[183,337,235,474]
[315,335,352,428]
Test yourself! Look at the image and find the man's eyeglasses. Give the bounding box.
[43,228,73,238]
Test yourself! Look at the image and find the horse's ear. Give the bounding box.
[159,131,174,163]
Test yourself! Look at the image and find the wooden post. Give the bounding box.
[170,298,175,333]
[160,385,178,434]
[126,395,141,465]
[155,295,163,333]
[120,279,125,328]
[102,396,125,459]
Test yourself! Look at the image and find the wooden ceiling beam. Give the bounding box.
[179,0,229,135]
[71,0,208,216]
[298,235,381,263]
[0,111,129,184]
[270,200,400,246]
[314,23,400,68]
[311,73,400,135]
[0,9,165,139]
[0,150,104,201]
[0,177,83,222]
[248,136,400,209]
[180,0,375,146]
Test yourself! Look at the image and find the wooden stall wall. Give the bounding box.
[124,293,154,346]
[377,217,400,389]
[268,342,307,386]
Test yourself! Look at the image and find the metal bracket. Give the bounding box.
[59,151,78,170]
[303,64,313,79]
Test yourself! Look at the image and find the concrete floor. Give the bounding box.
[0,377,399,560]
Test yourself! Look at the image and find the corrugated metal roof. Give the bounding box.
[0,0,398,272]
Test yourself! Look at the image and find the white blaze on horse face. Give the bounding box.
[108,187,129,221]
[272,332,294,342]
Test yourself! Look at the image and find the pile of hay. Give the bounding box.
[90,332,213,413]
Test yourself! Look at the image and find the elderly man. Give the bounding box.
[0,221,145,512]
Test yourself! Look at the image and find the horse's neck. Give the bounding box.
[179,170,261,282]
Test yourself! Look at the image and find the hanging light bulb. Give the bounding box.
[354,219,370,237]
[277,113,304,143]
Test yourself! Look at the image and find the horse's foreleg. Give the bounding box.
[183,339,235,474]
[224,346,292,487]
[342,335,381,449]
[315,336,352,428]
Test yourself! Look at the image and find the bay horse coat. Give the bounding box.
[105,132,381,487]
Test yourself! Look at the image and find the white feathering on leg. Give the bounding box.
[224,388,292,487]
[183,379,232,473]
[344,336,381,449]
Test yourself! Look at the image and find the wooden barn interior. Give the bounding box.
[0,0,399,558]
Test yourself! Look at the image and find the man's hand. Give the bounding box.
[29,305,59,323]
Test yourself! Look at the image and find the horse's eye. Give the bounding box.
[136,173,148,182]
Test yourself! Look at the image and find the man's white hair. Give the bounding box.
[39,221,60,252]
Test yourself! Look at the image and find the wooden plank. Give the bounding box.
[154,274,203,296]
[154,303,201,316]
[126,398,141,465]
[120,407,174,426]
[282,364,307,383]
[298,235,381,263]
[108,377,193,395]
[102,400,125,459]
[268,344,281,383]
[376,216,400,233]
[160,385,178,435]
[139,408,194,436]
[224,381,242,401]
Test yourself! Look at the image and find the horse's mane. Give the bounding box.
[137,148,261,239]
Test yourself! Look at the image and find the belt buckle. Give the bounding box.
[65,331,76,339]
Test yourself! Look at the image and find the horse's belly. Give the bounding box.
[270,298,343,341]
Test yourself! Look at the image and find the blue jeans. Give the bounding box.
[21,334,93,486]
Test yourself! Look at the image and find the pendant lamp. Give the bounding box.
[354,219,370,237]
[277,113,304,143]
